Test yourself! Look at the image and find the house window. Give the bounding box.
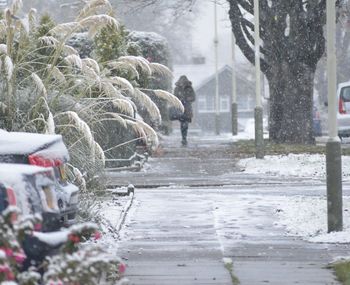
[220,96,230,112]
[206,96,215,111]
[198,97,206,112]
[198,95,231,113]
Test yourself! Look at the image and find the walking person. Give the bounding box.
[174,75,196,146]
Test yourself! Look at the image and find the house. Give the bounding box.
[193,65,256,133]
[0,0,8,9]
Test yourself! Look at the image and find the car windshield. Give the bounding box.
[341,87,350,102]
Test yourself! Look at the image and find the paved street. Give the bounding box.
[109,134,350,285]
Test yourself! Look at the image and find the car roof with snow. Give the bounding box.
[0,130,69,161]
[338,81,350,90]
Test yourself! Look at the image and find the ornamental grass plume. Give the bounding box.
[0,0,183,191]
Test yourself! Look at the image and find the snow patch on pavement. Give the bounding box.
[238,154,350,180]
[275,196,350,243]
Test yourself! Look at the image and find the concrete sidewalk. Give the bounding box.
[111,134,349,285]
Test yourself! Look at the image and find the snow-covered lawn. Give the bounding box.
[81,191,134,250]
[275,196,350,243]
[238,153,350,181]
[237,153,350,242]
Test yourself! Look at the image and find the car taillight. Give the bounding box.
[6,188,16,207]
[6,188,17,222]
[339,98,347,114]
[28,155,62,168]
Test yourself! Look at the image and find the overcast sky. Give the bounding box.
[191,0,248,67]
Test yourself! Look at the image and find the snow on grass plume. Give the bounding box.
[76,0,113,21]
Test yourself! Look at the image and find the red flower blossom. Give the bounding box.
[93,231,102,240]
[118,262,126,274]
[68,234,80,243]
[6,270,15,280]
[34,223,42,231]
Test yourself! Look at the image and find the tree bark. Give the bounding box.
[268,62,315,144]
[227,0,329,144]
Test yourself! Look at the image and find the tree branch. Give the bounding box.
[228,0,270,74]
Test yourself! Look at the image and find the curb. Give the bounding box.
[115,191,135,237]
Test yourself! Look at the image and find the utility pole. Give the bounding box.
[214,0,220,135]
[326,0,343,232]
[254,0,264,159]
[231,32,238,136]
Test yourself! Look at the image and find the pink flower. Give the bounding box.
[14,251,26,263]
[34,223,42,231]
[93,231,102,240]
[48,279,63,285]
[0,265,10,273]
[4,248,13,257]
[118,263,126,274]
[0,247,13,257]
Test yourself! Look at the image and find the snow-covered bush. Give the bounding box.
[0,208,39,284]
[127,31,172,91]
[43,223,125,285]
[0,207,126,285]
[127,31,173,133]
[67,32,94,59]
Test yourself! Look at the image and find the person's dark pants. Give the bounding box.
[180,120,189,145]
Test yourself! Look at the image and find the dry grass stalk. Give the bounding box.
[134,89,161,122]
[76,0,113,21]
[31,73,48,98]
[152,90,184,113]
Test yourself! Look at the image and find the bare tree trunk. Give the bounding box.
[268,62,315,144]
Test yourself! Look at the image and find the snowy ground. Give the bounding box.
[81,191,133,251]
[274,195,350,243]
[236,153,350,243]
[237,153,350,181]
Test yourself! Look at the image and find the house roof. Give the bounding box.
[173,63,218,89]
[195,65,254,93]
[173,64,254,93]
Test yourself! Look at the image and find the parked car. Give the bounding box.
[0,167,68,271]
[337,81,350,138]
[0,182,17,216]
[313,106,322,137]
[0,131,79,225]
[0,164,61,232]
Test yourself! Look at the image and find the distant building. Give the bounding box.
[193,65,255,133]
[0,0,8,9]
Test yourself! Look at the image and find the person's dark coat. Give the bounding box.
[174,76,196,122]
